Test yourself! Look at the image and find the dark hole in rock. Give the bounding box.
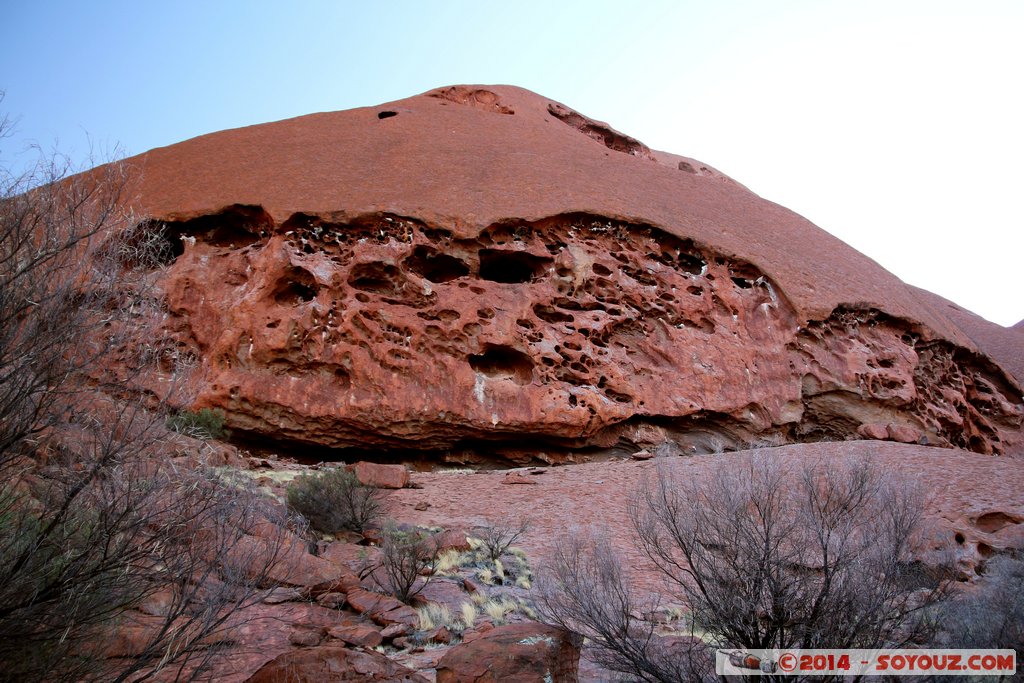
[533,304,574,323]
[115,220,184,268]
[975,511,1019,534]
[592,263,613,276]
[403,246,469,282]
[479,249,552,283]
[468,345,534,385]
[378,110,398,119]
[547,102,653,159]
[678,161,696,173]
[273,266,319,305]
[954,532,965,545]
[604,388,633,403]
[349,262,404,295]
[732,277,753,289]
[438,310,460,322]
[166,204,270,254]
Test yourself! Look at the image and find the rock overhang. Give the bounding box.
[90,84,1023,457]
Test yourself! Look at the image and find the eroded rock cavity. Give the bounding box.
[146,206,1022,460]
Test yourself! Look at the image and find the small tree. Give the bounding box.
[478,515,531,561]
[376,524,440,603]
[539,455,951,682]
[0,103,291,682]
[287,468,385,534]
[537,530,715,682]
[931,554,1023,679]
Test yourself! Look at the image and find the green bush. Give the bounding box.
[287,468,384,534]
[166,407,228,440]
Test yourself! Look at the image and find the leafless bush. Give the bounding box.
[536,530,716,682]
[375,525,440,603]
[0,106,290,682]
[0,405,292,683]
[286,468,386,534]
[931,554,1023,677]
[539,455,951,682]
[478,515,531,561]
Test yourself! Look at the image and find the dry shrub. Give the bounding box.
[375,524,440,603]
[538,455,952,683]
[286,468,385,534]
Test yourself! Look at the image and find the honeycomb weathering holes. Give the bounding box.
[348,262,404,295]
[478,249,552,284]
[469,345,534,385]
[272,266,318,305]
[403,246,470,283]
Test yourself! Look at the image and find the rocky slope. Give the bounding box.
[112,85,1022,459]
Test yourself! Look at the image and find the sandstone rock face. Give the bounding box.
[434,623,582,683]
[111,85,1021,458]
[246,645,427,682]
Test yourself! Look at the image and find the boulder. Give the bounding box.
[412,578,470,614]
[346,588,419,628]
[246,646,428,682]
[327,623,383,648]
[289,627,324,647]
[315,591,346,608]
[435,622,582,683]
[351,461,409,489]
[431,528,471,553]
[263,587,303,604]
[887,423,923,444]
[857,423,889,440]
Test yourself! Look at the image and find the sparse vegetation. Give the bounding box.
[167,407,229,440]
[460,601,477,630]
[0,104,290,682]
[538,455,953,682]
[481,596,518,625]
[377,524,440,603]
[930,553,1024,678]
[478,515,531,561]
[287,467,385,534]
[416,602,453,632]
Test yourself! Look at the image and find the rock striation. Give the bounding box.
[112,85,1022,458]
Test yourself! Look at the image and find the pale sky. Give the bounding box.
[2,0,1021,325]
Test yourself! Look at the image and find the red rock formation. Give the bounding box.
[434,623,581,683]
[246,646,427,682]
[104,85,1021,457]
